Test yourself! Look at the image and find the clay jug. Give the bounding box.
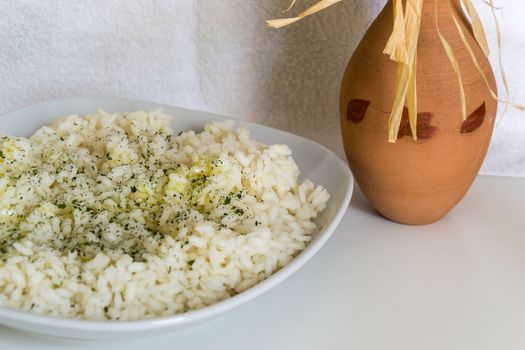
[340,0,497,225]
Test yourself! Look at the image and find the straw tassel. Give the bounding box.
[266,0,343,29]
[387,0,423,142]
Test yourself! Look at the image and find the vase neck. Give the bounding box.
[424,0,462,15]
[384,0,466,32]
[389,0,463,15]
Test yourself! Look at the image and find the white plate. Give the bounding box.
[0,97,353,339]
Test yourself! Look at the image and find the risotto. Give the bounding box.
[0,110,329,321]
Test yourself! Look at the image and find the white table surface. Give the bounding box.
[1,175,524,350]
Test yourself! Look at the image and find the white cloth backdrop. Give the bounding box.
[1,0,523,176]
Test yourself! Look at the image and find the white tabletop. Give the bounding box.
[1,175,524,350]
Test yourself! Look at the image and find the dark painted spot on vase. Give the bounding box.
[347,99,371,124]
[461,102,486,134]
[397,107,437,140]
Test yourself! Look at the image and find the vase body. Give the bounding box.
[340,0,497,225]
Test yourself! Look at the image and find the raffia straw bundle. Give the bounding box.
[267,0,523,142]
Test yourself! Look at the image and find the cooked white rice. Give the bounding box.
[0,110,329,321]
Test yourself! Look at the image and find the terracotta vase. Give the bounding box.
[340,0,497,225]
